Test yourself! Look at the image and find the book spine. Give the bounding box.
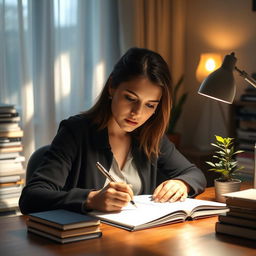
[216,222,256,240]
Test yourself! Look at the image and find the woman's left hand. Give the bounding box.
[152,180,190,203]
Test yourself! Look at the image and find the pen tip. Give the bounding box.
[131,201,137,208]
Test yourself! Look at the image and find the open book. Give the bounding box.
[90,195,228,231]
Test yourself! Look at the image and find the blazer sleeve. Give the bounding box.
[157,135,207,197]
[19,119,91,214]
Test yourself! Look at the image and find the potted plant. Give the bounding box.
[167,76,188,148]
[206,135,244,203]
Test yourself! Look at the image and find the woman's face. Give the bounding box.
[109,77,162,132]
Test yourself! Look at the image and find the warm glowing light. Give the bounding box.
[205,58,216,71]
[196,53,222,82]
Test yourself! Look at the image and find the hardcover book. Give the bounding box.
[28,209,100,230]
[223,189,256,209]
[27,219,101,238]
[0,129,24,138]
[216,222,256,240]
[27,227,102,244]
[218,213,256,229]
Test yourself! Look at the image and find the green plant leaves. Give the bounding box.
[206,135,244,182]
[216,135,224,143]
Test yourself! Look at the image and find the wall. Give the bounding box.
[182,0,256,150]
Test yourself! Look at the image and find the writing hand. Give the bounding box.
[152,179,190,203]
[85,182,134,212]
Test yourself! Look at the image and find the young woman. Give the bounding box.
[19,47,206,214]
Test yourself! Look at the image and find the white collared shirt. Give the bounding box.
[103,151,142,195]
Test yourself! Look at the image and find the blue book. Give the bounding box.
[28,209,100,230]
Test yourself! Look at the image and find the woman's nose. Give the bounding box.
[131,102,142,116]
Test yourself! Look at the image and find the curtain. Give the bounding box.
[118,0,186,84]
[0,0,185,164]
[0,0,122,163]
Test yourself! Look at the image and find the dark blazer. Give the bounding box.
[19,115,206,214]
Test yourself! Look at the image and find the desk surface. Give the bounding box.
[1,185,255,256]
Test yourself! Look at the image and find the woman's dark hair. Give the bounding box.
[85,47,172,159]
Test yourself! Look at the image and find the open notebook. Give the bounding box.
[90,195,228,231]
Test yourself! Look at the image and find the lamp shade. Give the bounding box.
[198,53,237,104]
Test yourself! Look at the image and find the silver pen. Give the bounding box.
[96,161,137,207]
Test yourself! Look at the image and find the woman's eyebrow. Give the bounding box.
[125,89,160,102]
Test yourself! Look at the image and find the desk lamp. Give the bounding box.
[198,52,256,104]
[198,52,256,188]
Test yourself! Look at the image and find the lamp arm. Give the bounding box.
[235,66,256,88]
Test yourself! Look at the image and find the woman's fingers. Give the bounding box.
[109,182,134,202]
[152,180,189,203]
[86,182,134,212]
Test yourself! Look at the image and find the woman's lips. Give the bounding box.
[125,119,138,126]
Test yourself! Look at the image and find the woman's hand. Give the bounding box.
[85,182,134,212]
[152,179,190,203]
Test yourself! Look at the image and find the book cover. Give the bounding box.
[218,213,256,229]
[0,155,25,163]
[0,185,22,195]
[0,162,24,171]
[240,95,256,102]
[0,152,21,160]
[0,112,19,118]
[0,169,25,176]
[28,209,100,230]
[26,219,101,238]
[0,104,16,114]
[0,175,22,183]
[0,196,20,210]
[0,116,21,123]
[90,195,228,231]
[0,192,22,199]
[0,129,24,138]
[0,145,23,153]
[0,123,20,131]
[223,188,256,200]
[0,141,22,147]
[237,129,256,140]
[0,178,24,187]
[223,189,256,210]
[27,227,102,244]
[216,222,256,240]
[226,198,256,210]
[227,210,256,220]
[239,120,256,130]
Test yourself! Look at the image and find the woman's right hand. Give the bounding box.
[85,182,134,212]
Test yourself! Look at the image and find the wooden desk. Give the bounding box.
[0,186,255,256]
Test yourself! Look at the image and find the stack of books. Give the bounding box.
[215,189,256,240]
[234,102,256,180]
[240,83,256,102]
[0,104,25,215]
[27,209,102,243]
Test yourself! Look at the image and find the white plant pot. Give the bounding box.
[214,179,241,203]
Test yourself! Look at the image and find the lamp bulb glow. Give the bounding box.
[205,58,216,72]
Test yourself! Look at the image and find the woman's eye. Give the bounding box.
[146,103,155,109]
[125,95,136,102]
